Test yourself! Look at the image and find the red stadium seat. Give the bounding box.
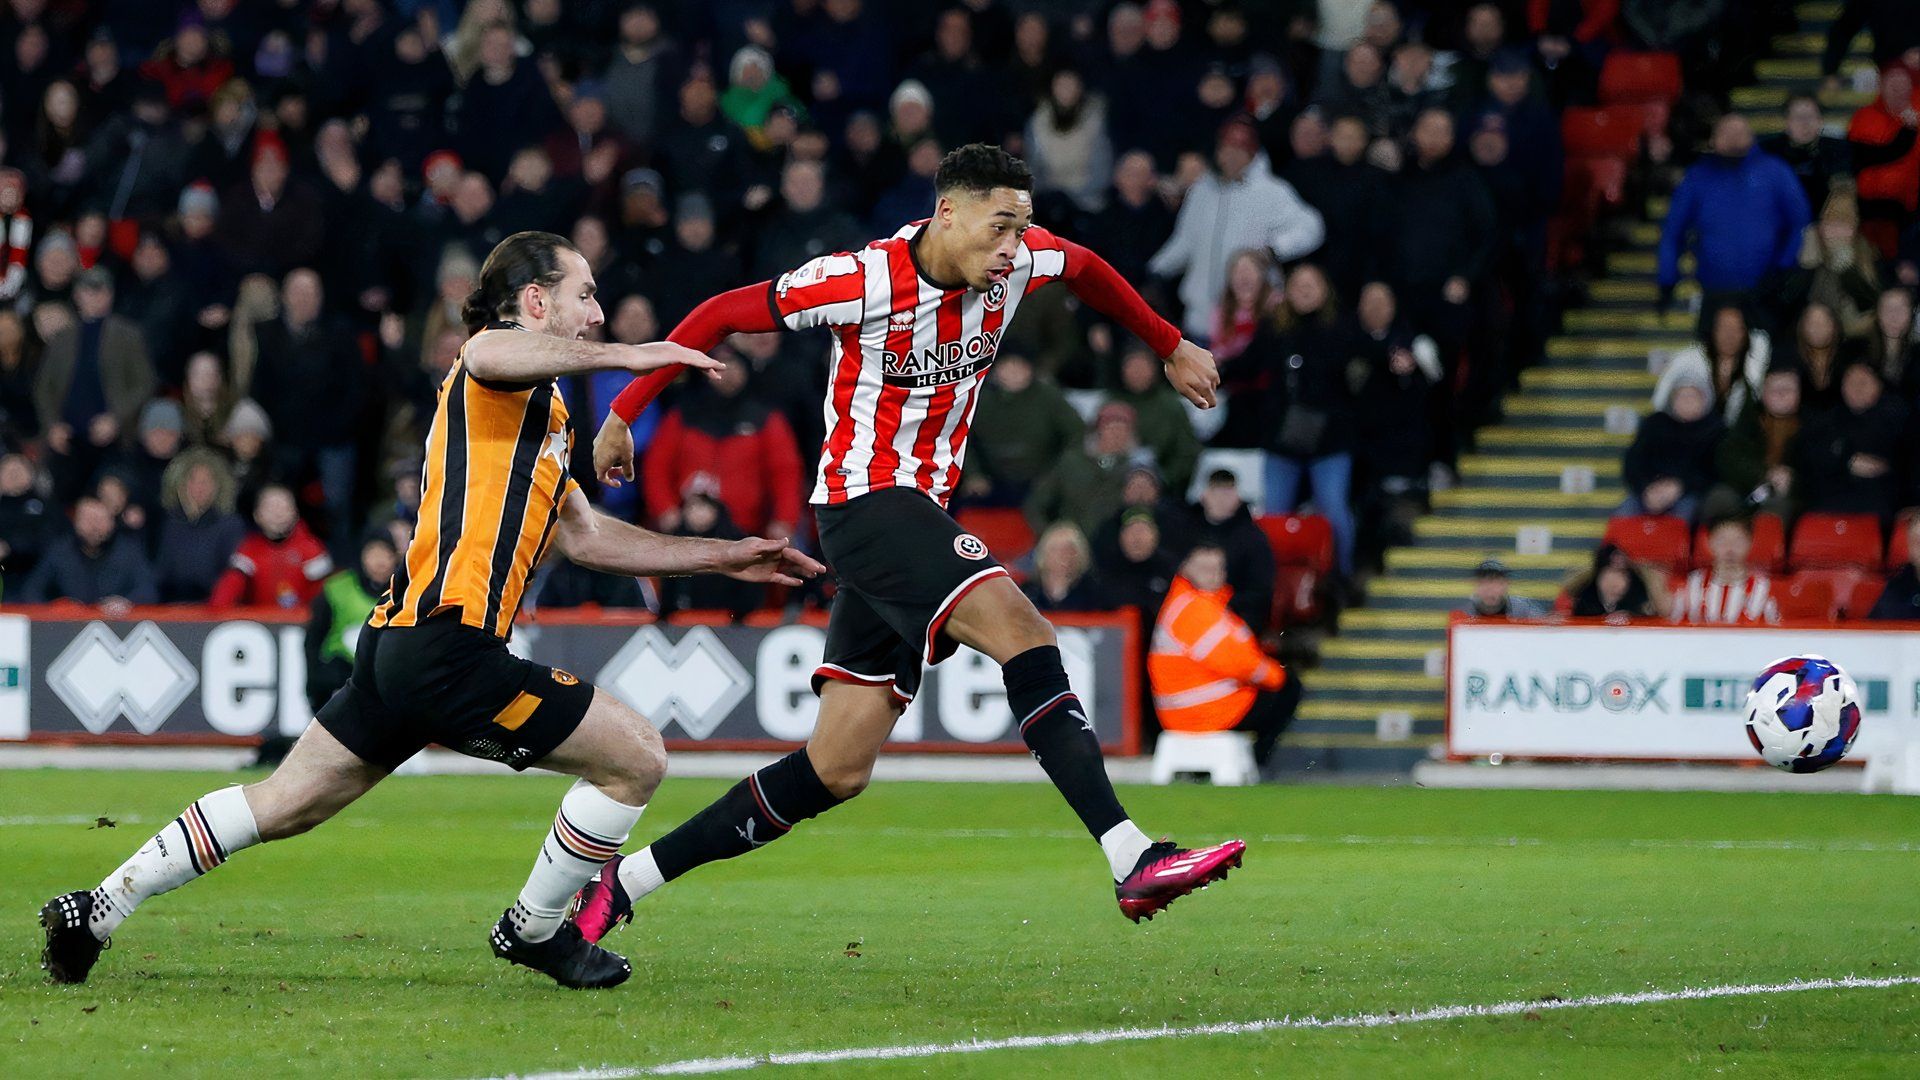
[1693,513,1785,572]
[1886,507,1920,570]
[954,508,1035,568]
[1842,574,1885,621]
[1256,514,1334,628]
[1790,513,1882,571]
[1598,51,1683,106]
[1776,572,1840,622]
[1257,514,1335,572]
[1272,565,1325,628]
[1550,157,1630,270]
[1604,514,1692,571]
[1561,106,1643,161]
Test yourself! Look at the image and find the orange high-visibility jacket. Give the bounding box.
[1148,575,1286,731]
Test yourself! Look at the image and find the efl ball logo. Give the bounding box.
[954,534,988,560]
[983,280,1008,312]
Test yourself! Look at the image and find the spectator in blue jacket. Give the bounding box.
[1658,115,1812,325]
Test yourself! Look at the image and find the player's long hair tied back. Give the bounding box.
[462,230,578,334]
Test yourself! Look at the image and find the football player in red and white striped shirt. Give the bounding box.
[571,146,1243,933]
[1670,516,1782,625]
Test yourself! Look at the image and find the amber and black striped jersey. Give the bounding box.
[370,323,580,639]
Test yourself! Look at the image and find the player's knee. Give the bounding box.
[1004,604,1057,653]
[600,724,667,805]
[816,759,873,801]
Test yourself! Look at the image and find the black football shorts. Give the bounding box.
[314,613,594,771]
[810,487,1010,703]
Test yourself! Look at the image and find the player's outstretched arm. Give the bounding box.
[1054,237,1219,409]
[463,328,724,384]
[552,488,825,585]
[595,282,785,486]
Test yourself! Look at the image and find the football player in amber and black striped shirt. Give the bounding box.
[40,232,824,992]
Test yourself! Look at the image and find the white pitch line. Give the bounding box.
[823,825,1920,855]
[0,814,146,827]
[12,818,1910,855]
[495,974,1920,1079]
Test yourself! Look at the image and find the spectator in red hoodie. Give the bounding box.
[642,348,801,539]
[1846,64,1920,257]
[209,483,332,609]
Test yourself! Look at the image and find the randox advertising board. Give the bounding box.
[0,608,1139,754]
[1448,618,1920,762]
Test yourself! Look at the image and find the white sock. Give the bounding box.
[1100,820,1154,882]
[614,847,668,902]
[512,780,644,942]
[91,786,261,940]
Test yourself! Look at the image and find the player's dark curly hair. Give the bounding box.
[462,231,578,334]
[934,144,1033,198]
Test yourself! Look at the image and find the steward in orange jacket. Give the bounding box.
[1148,545,1300,765]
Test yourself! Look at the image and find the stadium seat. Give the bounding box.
[1257,514,1335,571]
[1561,106,1643,161]
[1776,572,1840,622]
[1271,566,1323,629]
[1693,513,1785,572]
[1604,514,1692,571]
[1550,157,1631,270]
[1790,513,1883,571]
[1886,508,1919,569]
[954,508,1035,568]
[1598,50,1683,106]
[1842,575,1885,620]
[1188,448,1267,511]
[1257,514,1334,628]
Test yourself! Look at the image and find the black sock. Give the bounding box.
[650,749,842,881]
[1006,645,1128,838]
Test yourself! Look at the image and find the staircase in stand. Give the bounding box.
[1288,1,1870,775]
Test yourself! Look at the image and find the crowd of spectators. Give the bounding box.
[1616,7,1920,626]
[0,0,1869,642]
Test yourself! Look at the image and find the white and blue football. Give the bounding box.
[1743,655,1862,774]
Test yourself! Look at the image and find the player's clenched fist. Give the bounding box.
[594,414,635,487]
[1163,338,1220,409]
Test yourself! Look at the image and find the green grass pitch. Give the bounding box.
[3,769,1918,1077]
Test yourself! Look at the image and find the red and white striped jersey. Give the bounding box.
[1669,570,1781,625]
[770,221,1068,506]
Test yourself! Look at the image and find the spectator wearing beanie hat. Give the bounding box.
[1620,371,1726,523]
[108,397,186,526]
[220,398,276,510]
[170,182,236,318]
[216,131,325,277]
[1027,401,1151,538]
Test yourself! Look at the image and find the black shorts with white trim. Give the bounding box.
[810,487,1009,702]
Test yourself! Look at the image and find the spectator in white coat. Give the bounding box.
[1652,301,1771,425]
[1149,118,1325,339]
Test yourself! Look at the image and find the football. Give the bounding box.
[1743,655,1864,773]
